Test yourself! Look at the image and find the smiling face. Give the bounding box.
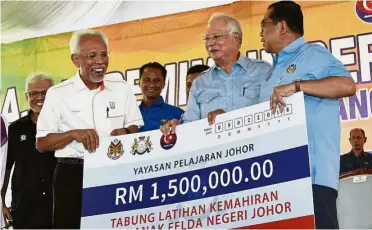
[260,8,282,54]
[25,79,53,114]
[71,35,109,85]
[140,67,165,101]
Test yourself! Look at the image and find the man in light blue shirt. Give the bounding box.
[161,13,270,134]
[184,54,270,123]
[259,1,356,228]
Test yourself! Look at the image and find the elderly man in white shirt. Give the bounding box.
[36,30,143,229]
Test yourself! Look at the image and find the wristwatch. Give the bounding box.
[124,128,130,134]
[293,79,301,92]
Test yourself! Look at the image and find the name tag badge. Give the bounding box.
[353,175,367,183]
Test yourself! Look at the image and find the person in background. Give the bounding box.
[139,62,184,132]
[340,128,372,174]
[1,73,56,229]
[258,1,356,228]
[186,64,210,100]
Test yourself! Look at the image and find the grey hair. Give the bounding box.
[69,29,109,55]
[25,72,55,92]
[208,13,243,47]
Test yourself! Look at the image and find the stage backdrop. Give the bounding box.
[1,1,371,153]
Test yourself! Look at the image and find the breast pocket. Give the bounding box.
[107,111,125,130]
[196,93,219,119]
[241,83,260,105]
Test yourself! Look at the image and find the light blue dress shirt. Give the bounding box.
[259,37,352,191]
[183,54,271,123]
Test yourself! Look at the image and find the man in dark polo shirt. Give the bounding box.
[139,62,184,132]
[1,72,56,229]
[340,128,372,174]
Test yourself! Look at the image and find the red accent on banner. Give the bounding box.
[234,214,315,229]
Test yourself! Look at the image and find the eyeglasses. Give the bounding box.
[26,90,48,98]
[202,32,231,42]
[81,51,109,60]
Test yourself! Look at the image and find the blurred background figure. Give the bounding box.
[340,128,372,174]
[186,64,210,100]
[1,73,56,229]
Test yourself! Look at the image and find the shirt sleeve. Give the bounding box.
[36,89,61,138]
[123,84,144,128]
[182,82,201,124]
[306,46,352,80]
[177,108,184,121]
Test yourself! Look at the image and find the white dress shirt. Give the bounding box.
[36,72,144,159]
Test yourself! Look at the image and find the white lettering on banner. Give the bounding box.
[115,185,143,205]
[330,36,356,67]
[357,33,372,83]
[246,50,258,59]
[330,36,358,83]
[126,68,141,95]
[260,49,273,65]
[178,61,189,106]
[190,58,203,66]
[81,93,315,229]
[1,87,20,122]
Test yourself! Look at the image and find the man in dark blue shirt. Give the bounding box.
[340,128,372,174]
[139,62,184,132]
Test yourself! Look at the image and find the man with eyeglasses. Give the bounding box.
[1,73,56,229]
[160,13,271,135]
[340,128,372,174]
[138,62,184,132]
[258,1,356,228]
[36,30,143,229]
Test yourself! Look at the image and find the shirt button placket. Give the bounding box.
[227,76,233,111]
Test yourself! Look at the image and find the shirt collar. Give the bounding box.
[140,96,165,108]
[72,72,107,92]
[273,37,305,66]
[26,109,33,121]
[348,150,368,157]
[280,36,306,55]
[210,53,248,72]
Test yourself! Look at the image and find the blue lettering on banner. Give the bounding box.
[81,145,309,217]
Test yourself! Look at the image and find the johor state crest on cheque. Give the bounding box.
[107,139,124,160]
[131,136,153,155]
